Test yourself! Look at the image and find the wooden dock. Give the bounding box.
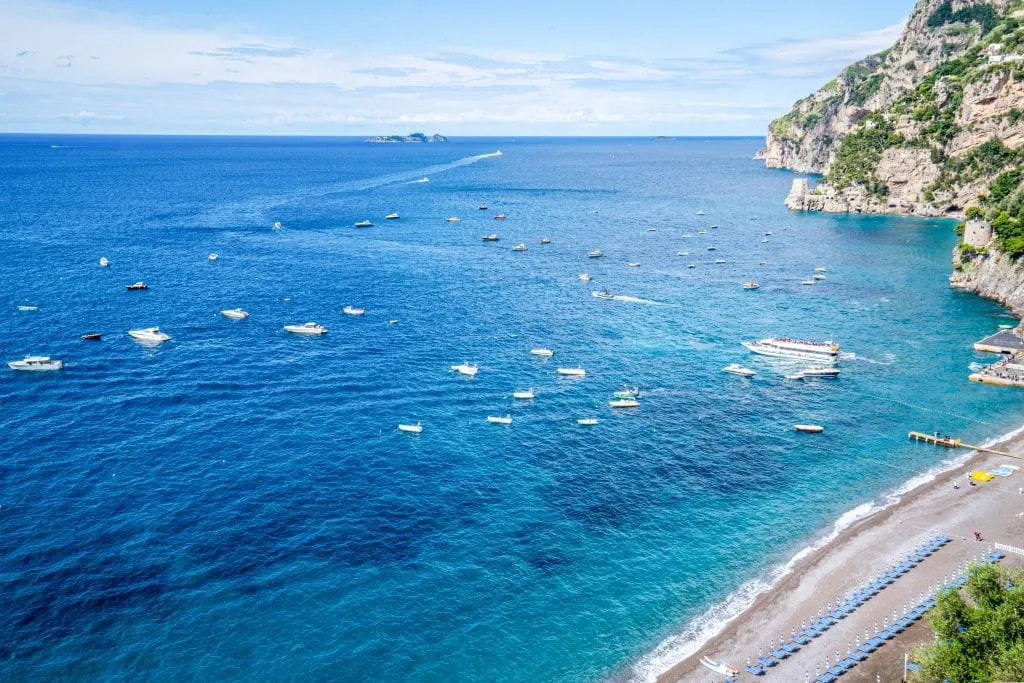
[908,431,1018,458]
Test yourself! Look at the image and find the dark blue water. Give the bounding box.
[0,135,1020,682]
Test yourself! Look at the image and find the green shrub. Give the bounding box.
[927,2,1000,35]
[826,115,904,191]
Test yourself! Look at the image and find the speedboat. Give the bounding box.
[743,281,760,290]
[592,290,614,300]
[221,308,249,320]
[707,246,717,251]
[743,337,839,362]
[284,322,327,335]
[557,367,586,377]
[398,422,422,434]
[814,267,826,272]
[795,424,824,433]
[627,262,640,267]
[723,363,756,377]
[513,388,535,400]
[696,210,706,216]
[577,418,599,426]
[714,259,726,264]
[697,230,707,235]
[530,348,554,357]
[682,234,692,239]
[126,281,149,291]
[761,238,769,243]
[803,367,840,377]
[385,213,400,220]
[129,327,171,343]
[478,205,489,210]
[17,305,38,311]
[614,387,639,398]
[81,333,103,341]
[99,257,109,267]
[759,261,767,265]
[709,225,718,229]
[814,274,826,280]
[450,362,478,377]
[765,231,773,236]
[677,251,688,256]
[493,214,506,220]
[687,264,696,269]
[540,237,551,244]
[447,217,461,223]
[483,234,499,241]
[343,306,366,316]
[8,355,64,371]
[609,398,639,408]
[578,273,593,282]
[801,279,815,285]
[273,221,283,230]
[208,253,218,262]
[487,415,512,425]
[354,220,373,228]
[785,372,806,380]
[513,243,527,252]
[587,250,602,258]
[700,657,739,679]
[646,228,657,232]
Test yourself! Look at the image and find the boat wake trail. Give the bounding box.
[613,295,663,306]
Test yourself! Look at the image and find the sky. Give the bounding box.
[0,0,915,136]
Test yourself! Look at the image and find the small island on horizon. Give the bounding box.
[367,132,448,143]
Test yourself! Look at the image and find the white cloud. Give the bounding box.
[734,21,906,65]
[54,110,124,120]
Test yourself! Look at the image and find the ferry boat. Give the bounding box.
[385,213,400,220]
[221,308,249,320]
[742,337,839,362]
[483,234,499,241]
[592,290,614,300]
[354,220,373,228]
[513,243,527,252]
[398,422,422,434]
[8,355,64,371]
[284,322,327,335]
[587,250,602,258]
[723,363,756,377]
[608,398,639,408]
[450,362,478,377]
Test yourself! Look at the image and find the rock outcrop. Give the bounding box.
[951,243,1024,316]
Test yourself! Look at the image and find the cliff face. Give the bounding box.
[951,245,1024,316]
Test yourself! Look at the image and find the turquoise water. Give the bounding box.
[0,135,1020,682]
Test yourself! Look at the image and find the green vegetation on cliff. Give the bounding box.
[826,114,904,196]
[927,1,1000,35]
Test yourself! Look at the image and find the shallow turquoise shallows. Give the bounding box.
[0,135,1020,682]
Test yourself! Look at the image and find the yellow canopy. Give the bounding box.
[970,471,995,482]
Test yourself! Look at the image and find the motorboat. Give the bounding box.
[682,234,693,239]
[530,348,554,357]
[487,415,512,425]
[761,238,769,243]
[577,418,599,426]
[700,657,739,678]
[221,308,249,320]
[696,210,706,216]
[388,320,398,324]
[714,259,726,264]
[592,290,615,300]
[697,230,707,235]
[677,251,689,256]
[478,205,489,210]
[17,305,38,311]
[129,327,171,343]
[723,363,756,377]
[557,367,586,377]
[814,267,826,272]
[627,262,640,267]
[784,372,806,380]
[8,355,64,371]
[759,261,767,265]
[540,237,551,244]
[795,424,824,433]
[707,246,717,251]
[614,387,639,398]
[578,273,593,282]
[709,225,718,229]
[284,322,327,335]
[765,231,773,236]
[646,228,657,232]
[801,279,816,285]
[493,214,506,220]
[354,220,373,228]
[743,281,760,290]
[450,362,478,377]
[587,250,602,258]
[81,333,103,341]
[814,274,826,280]
[98,257,109,267]
[513,243,527,252]
[273,221,283,230]
[208,253,218,262]
[398,422,422,434]
[343,306,366,316]
[513,388,535,400]
[803,367,840,377]
[126,281,149,291]
[743,337,839,362]
[385,213,400,220]
[687,264,696,269]
[447,217,462,223]
[483,234,499,241]
[609,398,639,408]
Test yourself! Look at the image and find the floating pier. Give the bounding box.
[973,330,1024,354]
[908,431,1017,458]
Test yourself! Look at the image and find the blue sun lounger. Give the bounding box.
[848,649,868,662]
[896,617,913,628]
[745,662,765,676]
[816,671,836,683]
[877,628,895,640]
[770,647,788,660]
[780,640,800,653]
[867,635,885,648]
[857,642,876,654]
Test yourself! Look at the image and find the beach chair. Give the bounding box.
[867,635,885,648]
[877,628,895,640]
[744,661,765,676]
[816,672,836,683]
[770,646,787,660]
[848,649,868,662]
[791,631,810,646]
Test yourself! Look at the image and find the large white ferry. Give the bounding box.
[742,337,839,362]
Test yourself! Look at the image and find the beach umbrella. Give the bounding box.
[847,643,854,658]
[816,664,821,678]
[883,616,889,630]
[893,608,898,621]
[864,627,871,641]
[876,674,881,683]
[874,620,879,633]
[855,634,861,647]
[825,655,831,671]
[805,669,810,683]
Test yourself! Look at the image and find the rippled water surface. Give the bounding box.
[1,135,1021,682]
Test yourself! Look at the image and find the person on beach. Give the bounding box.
[973,530,982,541]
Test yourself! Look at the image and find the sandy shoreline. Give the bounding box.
[653,431,1024,683]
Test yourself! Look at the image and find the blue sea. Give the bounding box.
[1,135,1021,682]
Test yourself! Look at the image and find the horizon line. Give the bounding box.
[0,131,767,139]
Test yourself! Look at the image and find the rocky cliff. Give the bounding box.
[951,243,1024,315]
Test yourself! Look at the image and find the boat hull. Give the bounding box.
[742,342,837,363]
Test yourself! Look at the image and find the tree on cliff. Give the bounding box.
[911,563,1024,683]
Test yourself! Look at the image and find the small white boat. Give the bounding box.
[795,424,824,433]
[284,322,327,335]
[530,348,554,357]
[814,267,826,273]
[398,422,422,434]
[385,213,400,220]
[682,234,692,239]
[482,234,499,241]
[677,251,688,256]
[493,213,506,220]
[714,259,726,264]
[557,367,586,377]
[614,387,639,398]
[723,363,756,377]
[785,372,806,380]
[646,228,657,232]
[608,398,639,408]
[688,264,696,269]
[765,232,773,236]
[801,280,815,286]
[8,355,64,371]
[803,367,840,377]
[513,389,535,400]
[578,273,593,282]
[126,281,149,291]
[592,290,615,300]
[759,261,767,265]
[513,243,527,252]
[388,320,398,324]
[208,253,218,262]
[577,418,599,426]
[697,230,707,235]
[743,281,760,290]
[99,257,110,267]
[17,305,38,311]
[814,274,826,281]
[354,220,373,228]
[342,306,366,316]
[273,221,283,230]
[487,415,512,425]
[696,210,706,216]
[587,250,602,258]
[128,327,171,343]
[450,363,478,377]
[626,262,640,267]
[221,308,249,320]
[540,237,551,244]
[761,238,769,243]
[447,217,461,223]
[700,657,739,678]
